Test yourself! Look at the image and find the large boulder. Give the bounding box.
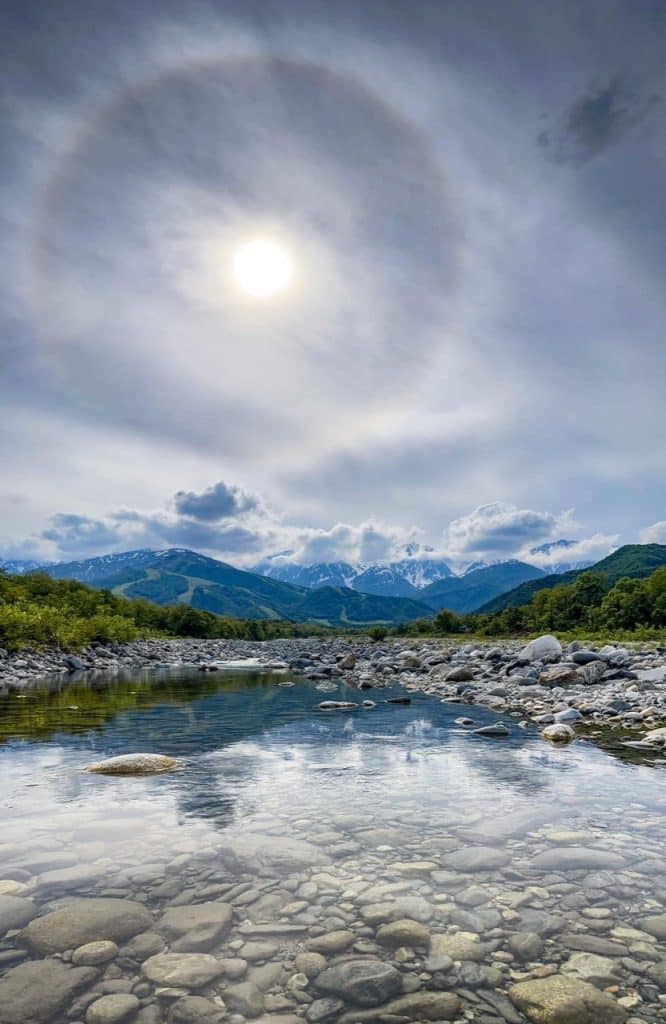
[0,958,98,1024]
[19,898,153,954]
[314,960,402,1007]
[508,974,625,1023]
[520,635,562,662]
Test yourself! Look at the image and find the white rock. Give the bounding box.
[84,753,178,774]
[519,635,562,661]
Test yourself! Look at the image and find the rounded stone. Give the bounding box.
[142,953,224,989]
[376,918,430,948]
[294,952,326,978]
[19,898,153,955]
[73,941,119,966]
[314,959,402,1007]
[509,974,626,1024]
[86,994,141,1024]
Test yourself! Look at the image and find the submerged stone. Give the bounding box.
[314,960,402,1006]
[0,959,98,1024]
[19,897,153,954]
[142,952,224,989]
[508,974,626,1023]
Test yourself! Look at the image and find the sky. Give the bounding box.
[1,0,665,570]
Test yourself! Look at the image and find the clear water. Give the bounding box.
[1,670,664,1022]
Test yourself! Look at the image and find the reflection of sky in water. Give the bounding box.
[0,673,664,877]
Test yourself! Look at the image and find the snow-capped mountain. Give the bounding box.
[253,551,454,598]
[528,539,595,574]
[251,560,359,589]
[0,558,46,574]
[43,548,185,583]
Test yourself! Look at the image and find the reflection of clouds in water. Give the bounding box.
[2,679,665,881]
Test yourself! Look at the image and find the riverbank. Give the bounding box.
[1,635,665,755]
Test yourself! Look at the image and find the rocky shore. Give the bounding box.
[2,635,665,755]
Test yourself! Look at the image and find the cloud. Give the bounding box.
[174,481,259,521]
[0,1,664,557]
[277,520,421,567]
[639,521,666,545]
[539,77,660,164]
[443,502,575,560]
[41,514,130,556]
[525,533,618,570]
[22,482,623,579]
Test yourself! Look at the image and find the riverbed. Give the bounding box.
[0,667,665,1023]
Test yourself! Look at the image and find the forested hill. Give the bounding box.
[28,548,432,626]
[479,544,666,613]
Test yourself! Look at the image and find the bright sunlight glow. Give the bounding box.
[232,239,294,299]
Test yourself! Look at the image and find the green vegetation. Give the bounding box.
[0,571,330,652]
[479,543,666,613]
[404,566,666,639]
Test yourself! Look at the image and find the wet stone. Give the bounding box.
[142,952,224,989]
[306,929,355,953]
[376,918,430,948]
[314,959,403,1006]
[0,896,37,934]
[72,940,119,965]
[19,898,153,955]
[157,901,232,952]
[85,994,141,1024]
[167,996,226,1024]
[0,958,98,1024]
[508,973,626,1024]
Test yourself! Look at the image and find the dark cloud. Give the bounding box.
[539,78,660,164]
[174,481,259,521]
[41,513,126,554]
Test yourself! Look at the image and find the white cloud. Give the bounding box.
[522,533,618,570]
[443,502,577,561]
[639,521,666,544]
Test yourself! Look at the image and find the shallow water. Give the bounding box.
[1,670,665,1023]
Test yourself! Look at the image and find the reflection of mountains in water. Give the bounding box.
[0,670,625,834]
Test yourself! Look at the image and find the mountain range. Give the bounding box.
[0,548,543,620]
[253,551,454,597]
[2,543,661,625]
[24,548,431,626]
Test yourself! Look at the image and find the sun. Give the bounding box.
[232,239,294,298]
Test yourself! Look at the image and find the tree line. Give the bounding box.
[0,571,329,651]
[398,567,666,639]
